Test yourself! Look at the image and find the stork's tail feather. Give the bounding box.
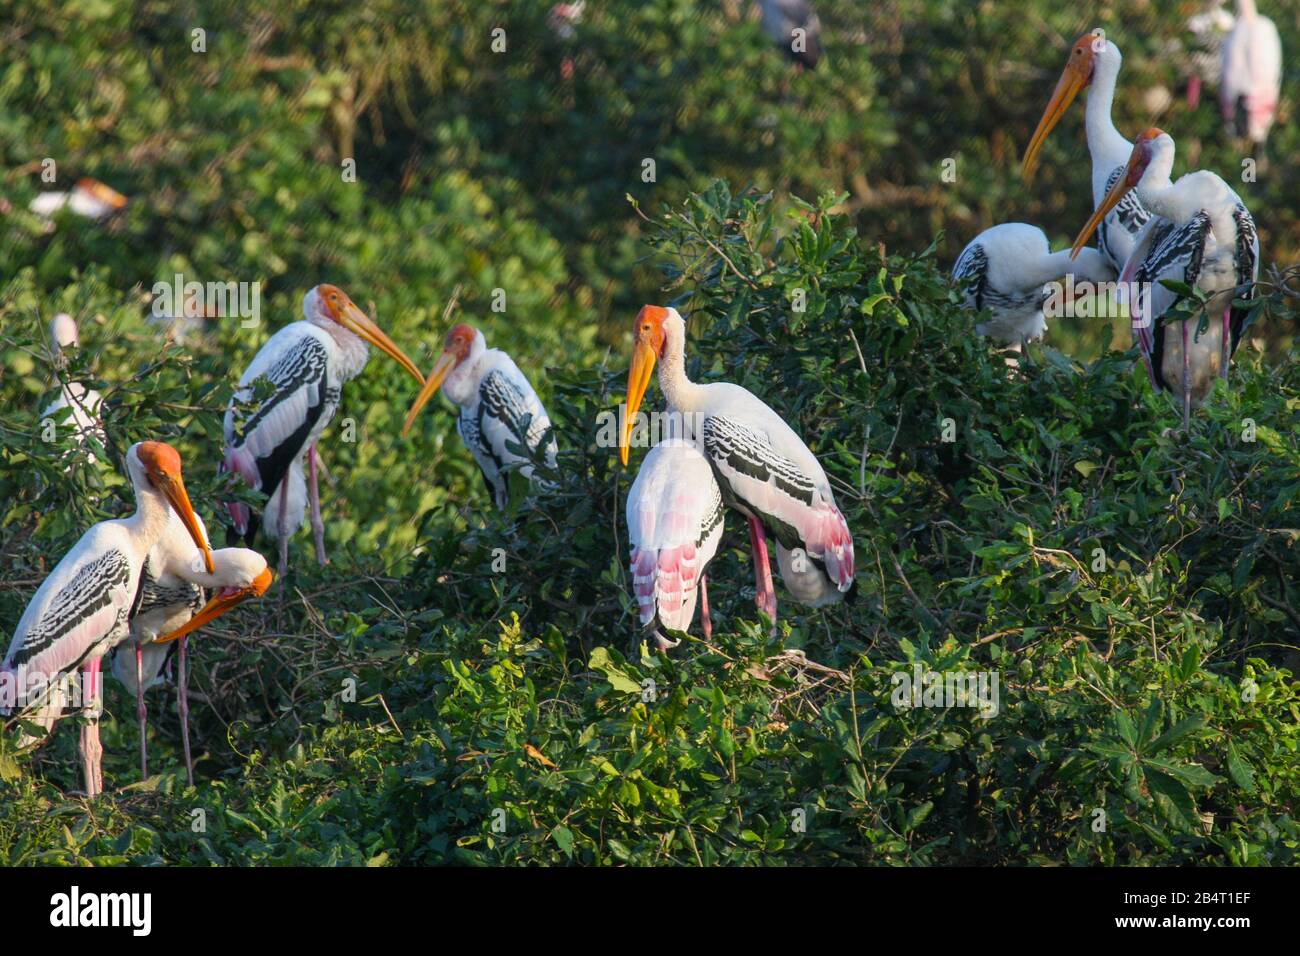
[803,503,855,593]
[631,544,702,633]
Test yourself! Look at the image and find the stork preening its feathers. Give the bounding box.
[1,442,213,797]
[953,223,1117,352]
[111,508,270,784]
[222,284,425,576]
[619,306,853,637]
[402,324,558,510]
[1070,128,1260,430]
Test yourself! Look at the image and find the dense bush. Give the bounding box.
[2,184,1296,865]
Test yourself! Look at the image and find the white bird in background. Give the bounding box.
[1022,31,1158,273]
[0,442,213,798]
[1071,128,1260,430]
[759,0,822,70]
[1184,0,1236,108]
[620,306,854,635]
[29,178,128,223]
[952,223,1117,353]
[222,284,425,576]
[402,323,558,509]
[1220,0,1283,157]
[40,313,105,465]
[110,508,271,784]
[626,436,725,650]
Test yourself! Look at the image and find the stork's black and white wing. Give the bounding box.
[1230,203,1260,353]
[1121,213,1210,392]
[951,241,989,312]
[696,385,853,592]
[222,324,339,535]
[460,358,557,509]
[2,530,137,711]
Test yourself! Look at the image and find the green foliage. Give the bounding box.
[3,180,1297,864]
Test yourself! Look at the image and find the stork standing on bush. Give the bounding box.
[0,442,212,798]
[222,285,426,576]
[401,323,557,509]
[111,508,271,785]
[619,306,853,635]
[41,313,105,464]
[1220,0,1283,160]
[1069,128,1259,430]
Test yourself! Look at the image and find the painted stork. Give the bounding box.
[401,324,558,509]
[618,306,853,635]
[0,442,212,797]
[222,284,424,576]
[1221,0,1283,157]
[1070,128,1260,430]
[1185,0,1235,108]
[626,436,725,650]
[952,223,1117,352]
[1021,30,1157,273]
[111,507,270,784]
[29,178,128,222]
[759,0,822,69]
[40,314,105,465]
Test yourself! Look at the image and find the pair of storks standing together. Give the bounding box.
[954,30,1261,429]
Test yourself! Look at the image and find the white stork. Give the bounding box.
[0,442,212,797]
[1070,128,1260,430]
[626,436,725,650]
[29,178,128,222]
[40,313,105,465]
[759,0,822,70]
[222,284,425,576]
[619,306,854,635]
[1221,0,1283,157]
[111,507,270,784]
[1021,30,1157,273]
[952,223,1117,352]
[401,323,558,509]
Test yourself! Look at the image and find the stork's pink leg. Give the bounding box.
[1221,308,1231,381]
[135,643,148,780]
[276,476,291,578]
[80,658,103,798]
[699,574,713,641]
[308,444,328,566]
[177,635,193,787]
[1181,320,1192,432]
[747,516,777,637]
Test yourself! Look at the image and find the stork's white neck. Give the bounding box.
[127,485,173,555]
[1237,0,1258,20]
[1085,46,1132,183]
[310,317,370,381]
[658,315,705,412]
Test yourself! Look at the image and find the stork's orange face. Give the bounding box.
[136,441,215,574]
[401,323,479,437]
[1021,30,1108,181]
[312,284,425,386]
[619,306,670,466]
[77,177,128,210]
[1069,128,1163,259]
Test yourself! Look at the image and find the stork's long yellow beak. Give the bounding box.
[401,350,459,437]
[158,477,215,574]
[619,339,657,467]
[1021,59,1091,182]
[156,567,273,644]
[338,303,425,385]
